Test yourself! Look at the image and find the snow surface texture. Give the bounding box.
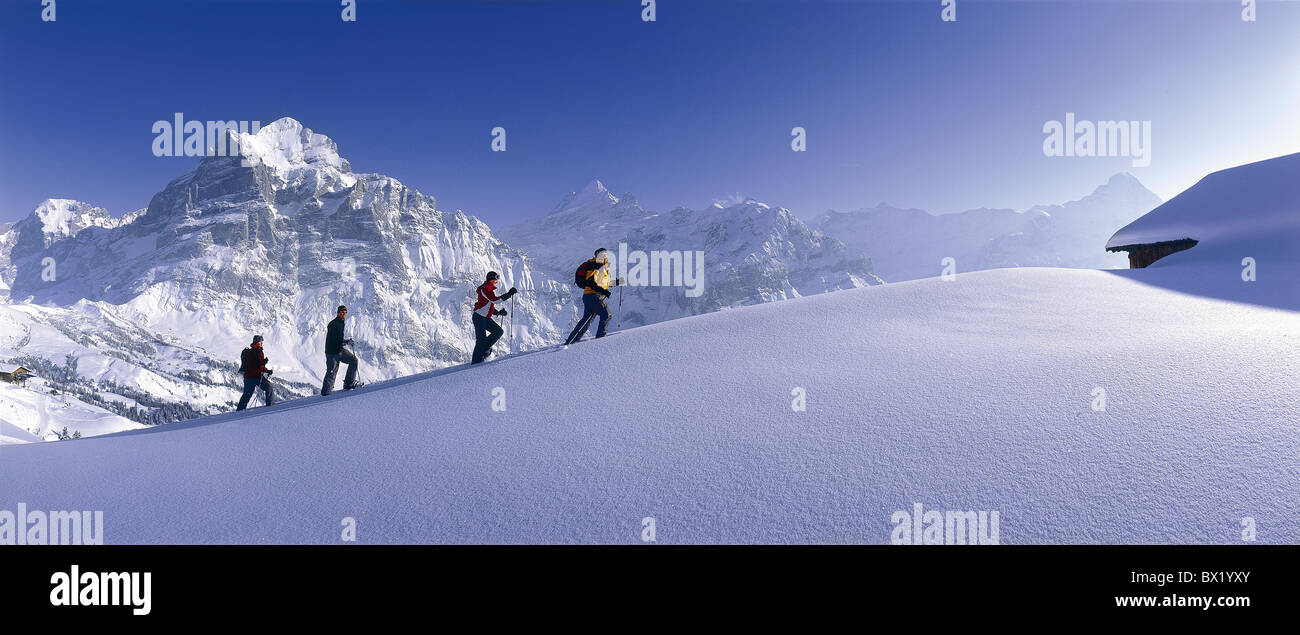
[817,173,1162,282]
[2,266,1296,544]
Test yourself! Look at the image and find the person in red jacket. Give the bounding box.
[471,271,517,364]
[236,334,275,411]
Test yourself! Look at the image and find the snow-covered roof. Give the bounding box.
[1106,152,1300,253]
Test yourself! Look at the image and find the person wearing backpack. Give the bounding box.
[236,334,275,411]
[322,305,361,395]
[472,271,518,364]
[564,248,622,345]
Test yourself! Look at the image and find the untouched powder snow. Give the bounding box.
[1,267,1296,544]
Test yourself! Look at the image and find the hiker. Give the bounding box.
[564,248,622,345]
[236,334,275,411]
[322,305,360,395]
[471,271,517,364]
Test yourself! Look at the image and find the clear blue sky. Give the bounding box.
[2,0,1298,225]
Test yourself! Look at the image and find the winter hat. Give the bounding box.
[337,305,348,313]
[485,271,499,281]
[594,247,608,257]
[252,334,263,345]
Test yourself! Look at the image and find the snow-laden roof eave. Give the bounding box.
[1105,237,1199,253]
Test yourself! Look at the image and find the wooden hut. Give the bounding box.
[1105,238,1198,269]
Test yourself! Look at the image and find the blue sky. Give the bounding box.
[2,0,1298,225]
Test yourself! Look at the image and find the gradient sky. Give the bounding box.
[2,0,1298,225]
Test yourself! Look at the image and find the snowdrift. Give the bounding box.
[2,266,1297,544]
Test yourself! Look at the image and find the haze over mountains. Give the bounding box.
[814,173,1162,282]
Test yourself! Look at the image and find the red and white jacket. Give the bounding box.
[474,280,505,317]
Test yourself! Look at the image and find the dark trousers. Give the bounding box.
[565,293,609,345]
[471,312,504,364]
[236,375,274,411]
[322,349,358,395]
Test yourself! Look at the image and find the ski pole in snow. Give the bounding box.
[511,293,515,340]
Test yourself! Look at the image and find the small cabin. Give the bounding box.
[0,367,33,384]
[1106,238,1198,269]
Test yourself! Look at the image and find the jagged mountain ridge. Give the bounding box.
[499,180,883,327]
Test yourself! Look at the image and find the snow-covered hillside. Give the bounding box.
[816,173,1162,282]
[0,377,143,443]
[499,180,882,327]
[2,264,1296,543]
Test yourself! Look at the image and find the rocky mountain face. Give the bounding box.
[0,118,577,436]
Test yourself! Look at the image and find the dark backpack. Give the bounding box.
[574,260,594,287]
[238,348,250,374]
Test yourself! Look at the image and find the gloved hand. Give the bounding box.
[600,289,612,298]
[495,309,508,316]
[343,338,353,346]
[508,286,517,295]
[265,369,273,376]
[614,278,623,286]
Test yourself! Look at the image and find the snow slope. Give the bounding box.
[0,378,143,443]
[1,266,1295,544]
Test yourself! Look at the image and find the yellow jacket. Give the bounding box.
[582,259,611,295]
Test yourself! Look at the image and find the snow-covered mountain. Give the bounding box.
[0,117,578,438]
[499,180,882,327]
[815,173,1162,282]
[0,200,144,302]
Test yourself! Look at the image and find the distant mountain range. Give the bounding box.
[499,180,882,327]
[813,173,1162,282]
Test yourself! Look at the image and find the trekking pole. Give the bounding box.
[511,293,516,340]
[618,282,622,329]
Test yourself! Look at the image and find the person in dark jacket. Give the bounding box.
[471,271,517,364]
[236,334,275,411]
[322,305,359,395]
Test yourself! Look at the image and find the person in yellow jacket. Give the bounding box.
[564,247,622,345]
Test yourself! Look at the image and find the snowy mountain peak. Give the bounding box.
[31,199,113,237]
[1085,171,1151,200]
[552,179,619,214]
[234,117,352,176]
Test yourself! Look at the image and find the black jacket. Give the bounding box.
[325,317,346,355]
